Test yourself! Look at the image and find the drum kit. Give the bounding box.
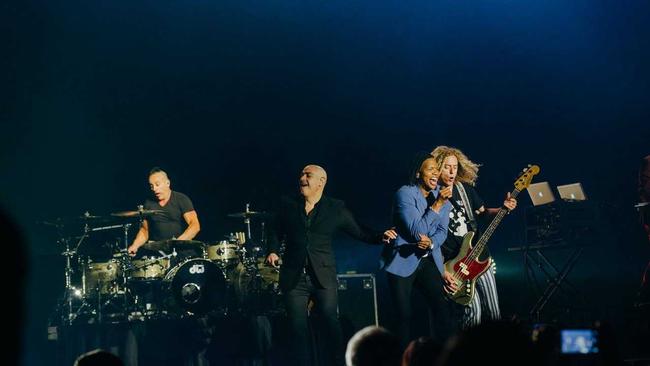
[47,204,281,326]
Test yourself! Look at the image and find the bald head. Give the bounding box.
[299,164,327,199]
[345,326,401,366]
[148,167,169,179]
[148,168,171,202]
[305,164,327,181]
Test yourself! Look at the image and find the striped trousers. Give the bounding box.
[462,261,501,328]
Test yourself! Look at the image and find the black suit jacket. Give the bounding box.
[267,194,382,291]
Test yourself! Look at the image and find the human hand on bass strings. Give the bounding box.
[442,270,459,294]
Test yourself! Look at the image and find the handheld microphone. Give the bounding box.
[440,183,461,211]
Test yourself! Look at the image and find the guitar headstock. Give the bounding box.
[514,164,540,191]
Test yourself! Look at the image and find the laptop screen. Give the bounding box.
[557,183,587,201]
[527,182,555,206]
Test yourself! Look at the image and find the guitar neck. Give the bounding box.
[470,188,521,259]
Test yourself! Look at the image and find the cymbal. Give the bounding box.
[227,211,268,219]
[111,209,164,218]
[142,239,205,252]
[40,213,114,226]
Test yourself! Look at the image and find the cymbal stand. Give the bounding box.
[61,238,77,325]
[244,203,253,241]
[119,223,132,290]
[59,235,93,325]
[123,222,131,247]
[81,219,134,323]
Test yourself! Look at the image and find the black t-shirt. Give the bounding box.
[441,183,490,261]
[144,191,194,241]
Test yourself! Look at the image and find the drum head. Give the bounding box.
[165,258,226,315]
[84,259,121,295]
[230,259,282,314]
[129,257,170,280]
[206,241,240,265]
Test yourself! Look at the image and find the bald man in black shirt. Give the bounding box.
[128,167,200,256]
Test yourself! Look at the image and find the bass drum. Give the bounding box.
[163,258,227,315]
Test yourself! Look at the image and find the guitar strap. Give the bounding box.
[455,182,478,232]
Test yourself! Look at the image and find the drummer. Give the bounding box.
[124,168,205,366]
[127,167,201,258]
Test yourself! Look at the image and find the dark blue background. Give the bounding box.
[3,1,649,364]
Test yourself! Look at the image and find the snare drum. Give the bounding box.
[206,240,240,266]
[129,257,170,281]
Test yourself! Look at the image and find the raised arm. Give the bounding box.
[394,188,444,243]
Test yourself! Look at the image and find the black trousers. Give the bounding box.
[284,271,343,366]
[386,258,455,347]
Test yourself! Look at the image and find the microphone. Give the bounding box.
[439,183,461,211]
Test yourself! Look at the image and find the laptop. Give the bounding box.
[527,181,556,206]
[557,183,587,201]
